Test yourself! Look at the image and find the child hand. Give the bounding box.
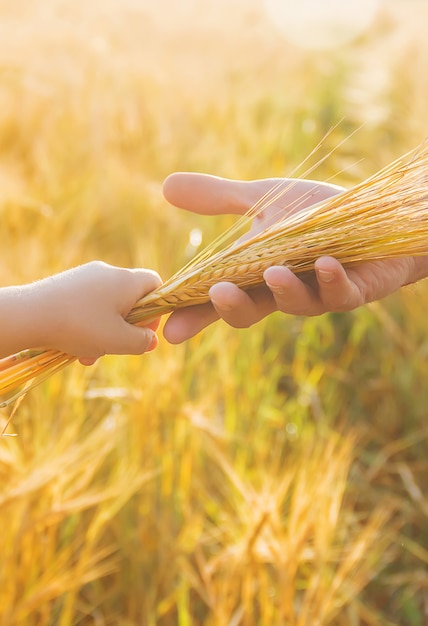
[1,261,162,364]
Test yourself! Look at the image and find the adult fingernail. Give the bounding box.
[317,269,335,283]
[265,281,285,295]
[210,298,233,312]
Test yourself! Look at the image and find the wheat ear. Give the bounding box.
[128,140,428,323]
[2,141,428,409]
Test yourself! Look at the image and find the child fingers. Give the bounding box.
[77,324,157,365]
[109,324,158,356]
[130,269,162,295]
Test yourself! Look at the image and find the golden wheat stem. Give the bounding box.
[127,141,428,324]
[2,140,428,407]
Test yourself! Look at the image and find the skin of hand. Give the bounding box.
[161,172,428,343]
[0,261,162,365]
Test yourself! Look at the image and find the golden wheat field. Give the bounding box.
[1,0,428,624]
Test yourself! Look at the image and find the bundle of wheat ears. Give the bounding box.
[1,140,428,409]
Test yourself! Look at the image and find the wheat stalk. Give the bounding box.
[2,140,428,409]
[128,140,428,322]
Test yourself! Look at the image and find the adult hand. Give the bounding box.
[162,173,428,342]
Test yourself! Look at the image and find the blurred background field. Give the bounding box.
[1,0,428,624]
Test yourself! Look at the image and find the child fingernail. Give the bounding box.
[146,330,158,351]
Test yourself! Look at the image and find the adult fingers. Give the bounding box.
[208,282,276,327]
[163,302,219,343]
[163,282,274,342]
[162,173,286,216]
[314,257,365,311]
[163,172,344,218]
[263,266,325,316]
[264,260,366,315]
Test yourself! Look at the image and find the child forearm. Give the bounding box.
[0,262,162,362]
[0,284,47,357]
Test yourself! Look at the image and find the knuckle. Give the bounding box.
[323,290,361,313]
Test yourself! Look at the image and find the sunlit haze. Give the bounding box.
[262,0,381,50]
